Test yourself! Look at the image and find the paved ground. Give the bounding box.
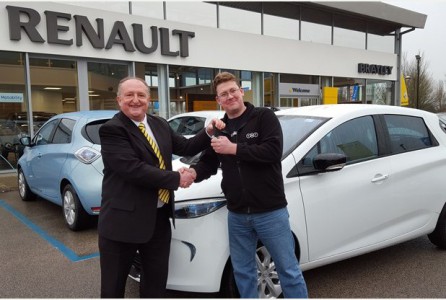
[0,172,17,192]
[0,174,215,298]
[1,172,446,298]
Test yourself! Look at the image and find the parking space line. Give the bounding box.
[0,199,99,262]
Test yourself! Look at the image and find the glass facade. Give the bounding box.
[0,51,26,170]
[88,62,128,110]
[0,1,408,172]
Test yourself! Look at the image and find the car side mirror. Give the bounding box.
[313,153,347,172]
[19,136,31,147]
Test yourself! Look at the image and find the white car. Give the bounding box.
[137,105,446,297]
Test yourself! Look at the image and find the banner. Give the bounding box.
[0,93,23,103]
[400,74,409,106]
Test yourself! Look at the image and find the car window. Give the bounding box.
[439,119,446,134]
[83,119,110,144]
[33,119,59,145]
[169,117,206,135]
[301,116,378,169]
[384,115,436,154]
[52,119,75,144]
[278,115,327,158]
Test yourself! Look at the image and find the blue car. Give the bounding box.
[17,110,118,231]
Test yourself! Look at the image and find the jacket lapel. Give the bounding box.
[117,112,157,159]
[147,114,168,159]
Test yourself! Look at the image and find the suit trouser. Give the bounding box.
[98,206,172,298]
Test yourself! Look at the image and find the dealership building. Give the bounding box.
[0,1,426,169]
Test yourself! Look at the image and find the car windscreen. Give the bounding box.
[278,115,328,158]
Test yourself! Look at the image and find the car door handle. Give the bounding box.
[371,174,389,183]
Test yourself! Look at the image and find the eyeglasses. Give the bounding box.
[217,88,241,100]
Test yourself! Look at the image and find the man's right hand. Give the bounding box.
[206,118,226,137]
[178,167,197,188]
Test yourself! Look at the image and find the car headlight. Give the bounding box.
[175,198,226,218]
[75,147,101,164]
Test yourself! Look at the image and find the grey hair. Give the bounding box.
[116,76,150,96]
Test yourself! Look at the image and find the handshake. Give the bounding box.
[178,167,197,188]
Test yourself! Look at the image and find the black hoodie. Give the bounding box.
[192,102,287,214]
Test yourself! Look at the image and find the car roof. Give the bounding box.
[276,104,434,119]
[168,110,225,121]
[50,110,118,120]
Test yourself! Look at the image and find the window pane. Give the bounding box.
[88,62,128,110]
[0,51,26,168]
[65,1,129,13]
[367,33,394,53]
[307,116,378,165]
[264,14,299,40]
[263,2,299,40]
[166,2,216,27]
[131,1,164,19]
[334,27,365,49]
[384,115,434,154]
[333,14,366,50]
[53,118,75,144]
[366,80,394,105]
[334,77,366,103]
[219,5,261,34]
[169,65,217,115]
[29,57,78,127]
[34,119,58,145]
[301,7,332,45]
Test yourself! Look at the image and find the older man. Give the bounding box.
[98,76,223,298]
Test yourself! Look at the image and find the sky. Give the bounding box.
[383,0,446,83]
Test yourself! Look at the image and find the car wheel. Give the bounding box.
[428,203,446,249]
[62,184,90,231]
[128,251,141,283]
[18,168,36,201]
[220,243,283,298]
[220,260,239,298]
[256,244,283,298]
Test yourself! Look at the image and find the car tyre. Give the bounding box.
[428,203,446,249]
[62,184,90,231]
[219,243,284,298]
[18,168,36,201]
[219,260,239,298]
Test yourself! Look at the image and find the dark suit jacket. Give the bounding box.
[98,112,210,243]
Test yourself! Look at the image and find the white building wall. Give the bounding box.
[0,2,397,81]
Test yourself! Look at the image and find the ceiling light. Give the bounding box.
[44,87,62,90]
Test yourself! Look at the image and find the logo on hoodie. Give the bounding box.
[246,132,259,139]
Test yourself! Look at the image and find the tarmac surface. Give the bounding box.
[1,171,446,298]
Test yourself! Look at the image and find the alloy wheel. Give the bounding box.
[63,190,76,226]
[256,246,282,298]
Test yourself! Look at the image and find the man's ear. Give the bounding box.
[116,96,123,107]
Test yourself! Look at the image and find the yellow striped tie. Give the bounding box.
[138,122,170,204]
